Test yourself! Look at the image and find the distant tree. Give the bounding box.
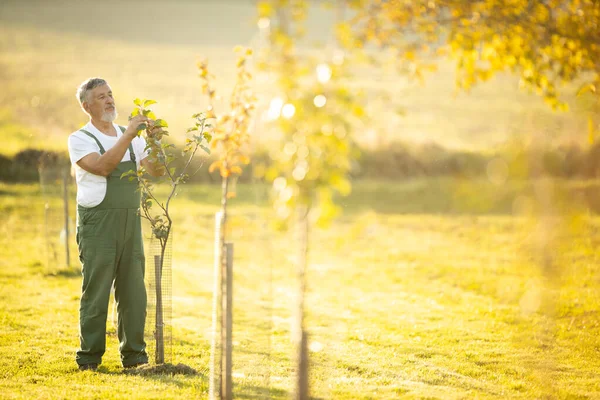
[343,0,600,110]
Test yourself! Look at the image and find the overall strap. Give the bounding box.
[78,126,136,163]
[79,129,106,154]
[118,126,136,163]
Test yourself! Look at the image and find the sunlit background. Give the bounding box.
[1,0,600,399]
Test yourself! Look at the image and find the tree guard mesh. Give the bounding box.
[145,231,173,365]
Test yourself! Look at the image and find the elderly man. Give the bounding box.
[68,78,162,371]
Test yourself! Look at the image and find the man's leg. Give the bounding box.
[114,209,148,367]
[76,210,117,367]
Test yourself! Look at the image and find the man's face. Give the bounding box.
[84,84,117,122]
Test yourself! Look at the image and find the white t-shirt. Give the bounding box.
[68,122,149,207]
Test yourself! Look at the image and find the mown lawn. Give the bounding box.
[1,179,599,399]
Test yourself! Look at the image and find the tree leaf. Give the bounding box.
[577,83,597,96]
[200,144,211,155]
[134,98,143,106]
[154,119,169,128]
[143,99,157,107]
[209,160,220,173]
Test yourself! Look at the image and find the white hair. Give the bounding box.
[76,77,107,106]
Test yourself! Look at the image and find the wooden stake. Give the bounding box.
[221,243,234,400]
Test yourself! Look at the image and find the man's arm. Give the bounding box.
[77,115,148,177]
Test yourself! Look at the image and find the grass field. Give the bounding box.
[1,179,600,399]
[2,1,600,399]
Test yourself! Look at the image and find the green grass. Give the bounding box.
[1,179,600,399]
[1,1,600,398]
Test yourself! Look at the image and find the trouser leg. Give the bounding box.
[114,209,148,366]
[76,210,116,366]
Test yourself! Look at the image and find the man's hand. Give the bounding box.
[124,115,149,139]
[146,124,165,141]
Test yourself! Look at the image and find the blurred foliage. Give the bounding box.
[198,47,256,188]
[257,0,367,227]
[7,139,600,184]
[345,0,600,112]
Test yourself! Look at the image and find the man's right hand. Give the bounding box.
[124,115,149,139]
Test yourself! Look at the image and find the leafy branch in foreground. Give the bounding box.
[120,98,212,364]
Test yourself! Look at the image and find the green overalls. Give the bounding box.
[75,127,148,368]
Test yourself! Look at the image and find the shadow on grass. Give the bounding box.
[100,363,207,388]
[233,385,287,400]
[234,384,323,400]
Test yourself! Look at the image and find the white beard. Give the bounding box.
[101,109,118,122]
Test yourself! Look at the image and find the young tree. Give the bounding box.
[256,1,368,398]
[198,47,256,400]
[123,100,212,364]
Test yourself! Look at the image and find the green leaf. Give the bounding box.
[136,123,147,132]
[154,119,169,128]
[204,133,213,142]
[134,98,143,106]
[130,108,140,117]
[200,144,211,154]
[187,126,199,132]
[143,99,157,107]
[120,170,136,179]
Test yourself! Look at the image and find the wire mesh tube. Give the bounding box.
[146,233,172,365]
[154,254,164,364]
[39,165,75,270]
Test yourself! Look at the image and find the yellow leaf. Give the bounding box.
[352,105,365,118]
[209,161,221,173]
[230,166,243,175]
[257,1,272,17]
[577,83,597,96]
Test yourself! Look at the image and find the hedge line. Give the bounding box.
[2,142,600,183]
